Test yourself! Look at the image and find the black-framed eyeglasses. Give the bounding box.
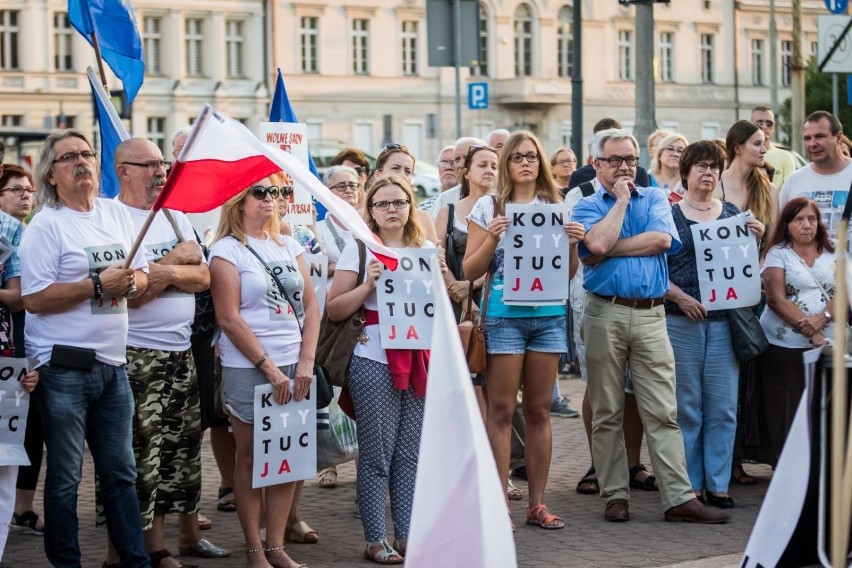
[53,150,97,164]
[438,160,454,168]
[755,119,775,128]
[693,162,721,174]
[250,185,281,200]
[122,160,172,172]
[329,181,360,193]
[0,185,35,196]
[370,199,410,211]
[508,152,540,164]
[597,155,638,168]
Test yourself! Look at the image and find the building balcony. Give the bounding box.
[491,77,573,106]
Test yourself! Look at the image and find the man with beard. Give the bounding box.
[102,138,228,567]
[19,131,149,566]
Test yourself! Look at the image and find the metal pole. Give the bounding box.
[791,0,805,156]
[769,0,778,115]
[634,3,657,169]
[453,0,462,139]
[570,1,583,162]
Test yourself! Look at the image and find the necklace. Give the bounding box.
[683,197,714,212]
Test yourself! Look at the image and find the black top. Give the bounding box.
[568,164,651,189]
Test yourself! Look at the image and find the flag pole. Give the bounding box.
[89,31,111,96]
[162,209,186,242]
[122,209,157,269]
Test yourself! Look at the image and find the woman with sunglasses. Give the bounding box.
[650,133,689,203]
[209,177,320,568]
[464,131,583,531]
[371,144,439,244]
[274,172,323,257]
[327,176,446,564]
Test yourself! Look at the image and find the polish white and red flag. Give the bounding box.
[152,104,399,269]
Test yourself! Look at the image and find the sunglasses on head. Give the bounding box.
[377,143,408,161]
[250,185,286,200]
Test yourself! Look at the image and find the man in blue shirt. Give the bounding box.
[573,129,730,524]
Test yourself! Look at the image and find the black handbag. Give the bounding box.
[728,307,768,362]
[243,242,333,409]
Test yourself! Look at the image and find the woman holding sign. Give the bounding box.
[753,198,836,465]
[209,178,320,568]
[464,131,584,531]
[327,176,441,564]
[663,141,765,509]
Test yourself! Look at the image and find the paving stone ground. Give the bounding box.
[3,377,769,567]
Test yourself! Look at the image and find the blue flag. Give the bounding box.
[269,69,326,218]
[87,67,130,198]
[69,0,144,104]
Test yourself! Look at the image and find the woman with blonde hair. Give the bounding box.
[647,129,671,162]
[464,131,583,531]
[209,178,320,568]
[550,147,577,192]
[650,133,689,203]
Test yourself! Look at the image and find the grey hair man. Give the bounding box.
[429,136,488,219]
[487,129,511,155]
[418,145,458,213]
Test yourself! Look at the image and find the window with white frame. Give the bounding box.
[811,40,818,56]
[143,16,162,75]
[561,122,572,147]
[185,18,204,77]
[225,20,245,78]
[475,2,488,76]
[401,21,418,76]
[0,11,20,71]
[751,38,764,86]
[700,33,715,83]
[300,17,318,74]
[701,123,719,140]
[659,31,674,82]
[514,4,533,77]
[306,121,322,144]
[354,122,373,154]
[147,117,166,154]
[618,30,633,81]
[1,114,21,127]
[557,6,573,78]
[54,12,73,71]
[352,19,369,75]
[781,39,792,87]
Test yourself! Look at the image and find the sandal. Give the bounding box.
[150,549,198,568]
[576,466,599,495]
[526,504,565,530]
[629,464,659,492]
[317,467,338,488]
[364,540,403,565]
[392,538,407,557]
[217,486,237,512]
[507,479,523,501]
[731,463,757,485]
[285,520,318,544]
[11,510,44,535]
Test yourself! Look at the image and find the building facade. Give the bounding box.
[0,0,829,165]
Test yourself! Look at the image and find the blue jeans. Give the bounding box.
[35,362,149,568]
[666,315,739,493]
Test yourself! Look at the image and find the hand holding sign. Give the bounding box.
[487,215,510,241]
[365,259,383,290]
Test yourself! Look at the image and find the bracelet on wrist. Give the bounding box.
[254,352,269,369]
[91,273,103,300]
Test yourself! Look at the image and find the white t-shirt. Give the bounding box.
[335,239,436,363]
[759,245,836,348]
[20,199,149,367]
[565,183,593,313]
[316,215,354,291]
[779,161,852,239]
[430,185,461,220]
[125,207,202,351]
[210,234,305,368]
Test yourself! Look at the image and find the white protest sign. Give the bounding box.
[691,214,760,310]
[258,122,312,224]
[0,358,31,466]
[503,203,569,305]
[305,253,328,316]
[377,248,436,349]
[252,380,317,488]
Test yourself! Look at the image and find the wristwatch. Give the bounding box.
[823,310,833,322]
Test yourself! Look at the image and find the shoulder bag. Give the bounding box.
[728,306,769,362]
[457,271,490,374]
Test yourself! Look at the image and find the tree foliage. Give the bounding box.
[780,56,852,144]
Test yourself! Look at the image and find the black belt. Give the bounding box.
[594,294,664,310]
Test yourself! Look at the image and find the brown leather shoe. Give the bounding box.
[604,498,630,522]
[664,498,731,524]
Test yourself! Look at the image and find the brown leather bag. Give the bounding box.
[457,274,490,374]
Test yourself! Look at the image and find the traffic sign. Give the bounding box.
[468,83,488,110]
[825,0,848,15]
[818,15,852,72]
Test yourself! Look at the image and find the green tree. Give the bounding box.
[780,56,852,145]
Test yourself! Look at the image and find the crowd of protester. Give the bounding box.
[0,104,845,567]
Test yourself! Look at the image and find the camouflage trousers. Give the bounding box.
[96,347,202,529]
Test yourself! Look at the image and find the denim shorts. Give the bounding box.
[484,315,568,355]
[221,364,296,424]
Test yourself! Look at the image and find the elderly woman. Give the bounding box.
[650,133,689,203]
[0,164,34,224]
[751,198,835,466]
[550,147,577,193]
[317,165,362,281]
[209,179,320,568]
[664,141,764,509]
[331,147,371,209]
[327,176,444,564]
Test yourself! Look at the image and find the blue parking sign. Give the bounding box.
[468,83,488,110]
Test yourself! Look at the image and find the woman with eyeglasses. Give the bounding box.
[371,144,439,245]
[650,133,689,203]
[550,147,577,195]
[327,176,445,564]
[0,165,34,225]
[464,131,583,531]
[663,141,764,509]
[716,120,779,247]
[208,177,320,568]
[647,129,671,164]
[331,147,371,210]
[317,165,362,286]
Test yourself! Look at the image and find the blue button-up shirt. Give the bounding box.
[0,210,22,286]
[572,183,680,299]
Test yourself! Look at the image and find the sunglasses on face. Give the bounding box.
[250,185,282,200]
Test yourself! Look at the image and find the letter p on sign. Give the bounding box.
[468,82,489,110]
